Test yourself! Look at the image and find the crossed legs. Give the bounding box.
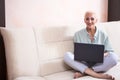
[64,52,118,80]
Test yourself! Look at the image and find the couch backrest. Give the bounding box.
[0,26,84,80]
[96,21,120,58]
[0,28,40,80]
[33,26,85,76]
[0,21,120,80]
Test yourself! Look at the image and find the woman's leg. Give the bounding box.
[83,52,118,80]
[64,52,116,79]
[64,52,88,73]
[64,52,89,78]
[84,68,115,80]
[92,52,118,72]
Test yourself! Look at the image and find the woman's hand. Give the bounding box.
[104,52,109,57]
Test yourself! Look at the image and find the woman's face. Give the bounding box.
[84,13,97,29]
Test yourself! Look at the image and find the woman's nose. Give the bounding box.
[88,19,92,23]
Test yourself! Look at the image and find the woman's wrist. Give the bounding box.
[104,52,109,57]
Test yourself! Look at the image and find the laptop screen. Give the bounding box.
[74,43,104,63]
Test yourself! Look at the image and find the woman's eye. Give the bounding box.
[86,18,89,20]
[91,18,94,20]
[86,17,94,21]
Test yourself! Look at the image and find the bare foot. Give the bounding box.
[74,72,84,79]
[84,68,115,80]
[99,74,115,80]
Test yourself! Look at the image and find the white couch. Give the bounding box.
[0,21,120,80]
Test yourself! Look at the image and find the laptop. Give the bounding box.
[74,43,104,63]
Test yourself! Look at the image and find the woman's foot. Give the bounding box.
[84,68,115,80]
[74,72,85,79]
[99,74,115,80]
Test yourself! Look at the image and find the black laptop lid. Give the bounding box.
[74,43,104,63]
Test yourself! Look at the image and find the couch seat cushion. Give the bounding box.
[105,62,120,80]
[14,77,46,80]
[44,70,74,80]
[44,62,120,80]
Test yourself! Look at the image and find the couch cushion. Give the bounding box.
[39,58,71,76]
[97,21,120,58]
[33,26,84,43]
[44,70,74,80]
[105,62,120,80]
[14,77,46,80]
[44,62,120,80]
[35,39,73,76]
[0,28,40,80]
[33,26,81,76]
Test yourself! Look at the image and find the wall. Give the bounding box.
[5,0,108,28]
